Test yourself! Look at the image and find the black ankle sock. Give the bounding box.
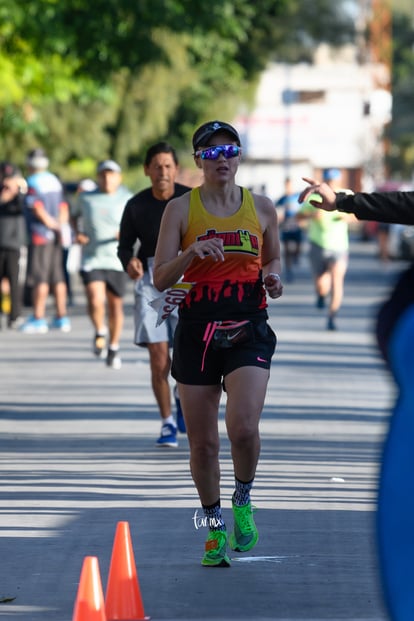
[202,499,226,531]
[233,477,253,506]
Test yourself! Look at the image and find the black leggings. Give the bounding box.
[0,248,22,321]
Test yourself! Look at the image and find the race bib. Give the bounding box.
[149,281,194,326]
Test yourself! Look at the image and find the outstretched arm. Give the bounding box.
[300,176,414,225]
[299,177,338,211]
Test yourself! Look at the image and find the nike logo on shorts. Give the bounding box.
[257,356,267,363]
[228,329,243,340]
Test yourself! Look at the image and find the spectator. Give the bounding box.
[0,162,26,329]
[300,175,414,621]
[20,148,71,334]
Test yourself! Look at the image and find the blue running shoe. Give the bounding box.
[174,385,186,433]
[50,316,71,332]
[19,316,49,334]
[156,423,178,448]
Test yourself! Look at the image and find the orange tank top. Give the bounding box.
[180,187,267,320]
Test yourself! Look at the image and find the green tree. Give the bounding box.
[0,0,356,177]
[386,7,414,177]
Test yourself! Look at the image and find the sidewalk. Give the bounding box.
[0,238,402,620]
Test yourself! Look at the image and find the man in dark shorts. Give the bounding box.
[20,148,71,334]
[75,160,133,369]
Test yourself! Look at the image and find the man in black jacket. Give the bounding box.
[300,176,414,357]
[118,142,190,447]
[301,175,414,621]
[300,176,414,224]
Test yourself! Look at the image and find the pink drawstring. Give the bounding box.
[201,321,218,371]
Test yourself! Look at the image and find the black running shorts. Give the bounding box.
[171,318,277,385]
[80,269,127,298]
[28,243,65,286]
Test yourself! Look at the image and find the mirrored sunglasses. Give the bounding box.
[196,144,241,160]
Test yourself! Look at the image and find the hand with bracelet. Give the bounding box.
[264,272,283,299]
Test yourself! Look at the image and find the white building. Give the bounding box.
[233,44,392,201]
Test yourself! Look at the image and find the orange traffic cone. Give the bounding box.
[105,521,150,621]
[72,556,107,621]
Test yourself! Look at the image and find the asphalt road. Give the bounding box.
[0,236,405,620]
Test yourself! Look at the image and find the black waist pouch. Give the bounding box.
[211,320,254,350]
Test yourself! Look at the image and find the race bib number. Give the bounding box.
[149,281,194,326]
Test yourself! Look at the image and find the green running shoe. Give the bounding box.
[202,530,231,567]
[229,500,258,552]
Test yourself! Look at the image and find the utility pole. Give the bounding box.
[369,0,392,71]
[369,0,392,178]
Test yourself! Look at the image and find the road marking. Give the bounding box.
[232,555,291,563]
